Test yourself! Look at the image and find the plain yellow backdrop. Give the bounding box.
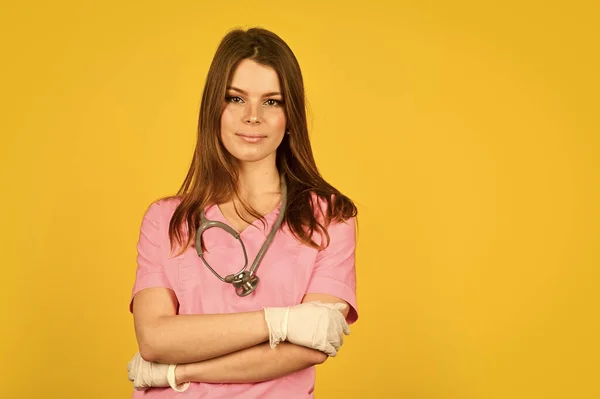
[1,1,598,398]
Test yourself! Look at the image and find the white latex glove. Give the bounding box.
[263,301,350,356]
[127,352,190,392]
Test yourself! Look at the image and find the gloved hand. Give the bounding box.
[127,352,190,392]
[263,301,350,356]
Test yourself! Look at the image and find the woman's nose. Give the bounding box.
[242,103,262,124]
[246,115,260,124]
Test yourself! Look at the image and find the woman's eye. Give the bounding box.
[226,96,243,103]
[265,99,282,107]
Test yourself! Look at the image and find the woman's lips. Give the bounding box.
[235,133,267,143]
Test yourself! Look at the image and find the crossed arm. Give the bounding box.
[132,287,349,384]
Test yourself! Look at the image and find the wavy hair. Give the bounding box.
[167,27,357,255]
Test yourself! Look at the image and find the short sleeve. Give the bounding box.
[129,201,174,312]
[305,217,359,324]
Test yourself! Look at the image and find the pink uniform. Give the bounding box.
[129,196,358,398]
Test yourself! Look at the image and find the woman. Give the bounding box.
[126,27,359,398]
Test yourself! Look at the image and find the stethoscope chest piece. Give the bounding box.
[231,271,259,297]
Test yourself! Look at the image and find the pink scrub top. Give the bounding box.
[129,196,358,398]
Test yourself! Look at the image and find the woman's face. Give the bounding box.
[220,58,287,166]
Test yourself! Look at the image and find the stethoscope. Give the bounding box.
[195,174,287,297]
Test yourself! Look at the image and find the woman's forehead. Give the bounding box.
[228,59,282,96]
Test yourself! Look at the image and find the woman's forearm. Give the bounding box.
[138,310,270,364]
[175,342,327,384]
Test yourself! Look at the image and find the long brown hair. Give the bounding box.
[167,27,357,256]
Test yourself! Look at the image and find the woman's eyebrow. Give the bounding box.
[227,86,282,97]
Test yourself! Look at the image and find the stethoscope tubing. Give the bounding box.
[194,174,288,294]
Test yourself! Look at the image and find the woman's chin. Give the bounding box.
[231,150,274,164]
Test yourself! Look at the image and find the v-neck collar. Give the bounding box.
[204,201,283,237]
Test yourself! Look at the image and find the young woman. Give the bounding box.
[126,27,359,398]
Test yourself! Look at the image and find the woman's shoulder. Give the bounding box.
[142,195,184,223]
[307,191,334,210]
[307,191,357,222]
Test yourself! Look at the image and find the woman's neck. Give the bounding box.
[218,160,281,230]
[236,160,280,201]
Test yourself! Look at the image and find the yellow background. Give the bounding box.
[1,1,598,398]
